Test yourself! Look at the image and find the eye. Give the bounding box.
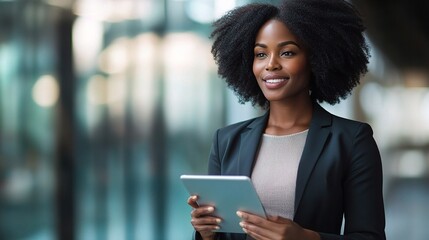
[255,52,267,58]
[281,51,295,57]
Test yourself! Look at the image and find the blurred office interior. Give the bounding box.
[0,0,428,239]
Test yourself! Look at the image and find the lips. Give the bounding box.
[262,76,289,89]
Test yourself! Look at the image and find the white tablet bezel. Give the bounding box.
[181,174,266,233]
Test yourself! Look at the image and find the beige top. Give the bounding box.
[251,129,309,219]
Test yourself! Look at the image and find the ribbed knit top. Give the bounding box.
[251,129,309,220]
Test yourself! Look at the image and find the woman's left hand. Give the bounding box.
[236,211,320,240]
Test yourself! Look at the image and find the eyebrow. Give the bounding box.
[254,41,300,49]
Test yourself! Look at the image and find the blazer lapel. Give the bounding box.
[231,104,332,213]
[294,104,332,213]
[237,112,269,177]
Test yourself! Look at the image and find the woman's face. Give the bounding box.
[253,19,311,104]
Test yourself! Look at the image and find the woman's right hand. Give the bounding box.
[187,195,222,240]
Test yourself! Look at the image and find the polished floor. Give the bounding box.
[384,177,429,240]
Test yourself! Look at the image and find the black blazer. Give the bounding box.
[200,103,386,240]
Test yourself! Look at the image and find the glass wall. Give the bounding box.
[0,1,59,239]
[71,1,226,239]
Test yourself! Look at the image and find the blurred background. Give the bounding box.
[0,0,428,239]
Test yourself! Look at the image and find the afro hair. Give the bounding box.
[210,0,370,108]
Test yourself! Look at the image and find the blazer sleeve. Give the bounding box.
[192,130,220,240]
[208,129,222,175]
[196,129,247,240]
[319,123,386,240]
[344,123,385,239]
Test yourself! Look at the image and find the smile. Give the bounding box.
[264,79,287,83]
[263,78,288,89]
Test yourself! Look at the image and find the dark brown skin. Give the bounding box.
[187,195,219,240]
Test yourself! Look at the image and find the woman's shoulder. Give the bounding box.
[332,113,369,128]
[326,110,374,137]
[315,104,373,135]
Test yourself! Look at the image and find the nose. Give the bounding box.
[265,56,281,71]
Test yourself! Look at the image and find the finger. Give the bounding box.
[191,216,222,233]
[191,206,215,218]
[236,211,266,225]
[193,223,220,233]
[267,215,291,223]
[187,195,199,208]
[240,221,274,240]
[191,216,222,227]
[237,211,281,239]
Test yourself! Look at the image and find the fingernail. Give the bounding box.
[236,211,243,218]
[191,195,197,200]
[239,222,244,227]
[216,218,222,223]
[207,207,214,212]
[213,226,220,231]
[242,228,248,233]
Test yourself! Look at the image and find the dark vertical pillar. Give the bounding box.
[124,27,136,240]
[55,9,76,240]
[94,110,109,240]
[151,1,168,239]
[124,91,136,240]
[150,97,167,240]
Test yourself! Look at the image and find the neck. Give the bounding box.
[266,96,313,135]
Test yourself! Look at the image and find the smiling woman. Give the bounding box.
[252,20,311,109]
[186,1,386,240]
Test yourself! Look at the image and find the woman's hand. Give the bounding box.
[187,195,222,240]
[236,211,320,240]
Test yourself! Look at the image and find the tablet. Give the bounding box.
[181,175,266,233]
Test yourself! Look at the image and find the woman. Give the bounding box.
[187,0,386,239]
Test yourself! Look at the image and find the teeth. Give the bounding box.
[265,79,286,83]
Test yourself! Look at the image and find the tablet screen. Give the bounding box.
[181,175,266,233]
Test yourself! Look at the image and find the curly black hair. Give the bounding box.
[210,0,370,108]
